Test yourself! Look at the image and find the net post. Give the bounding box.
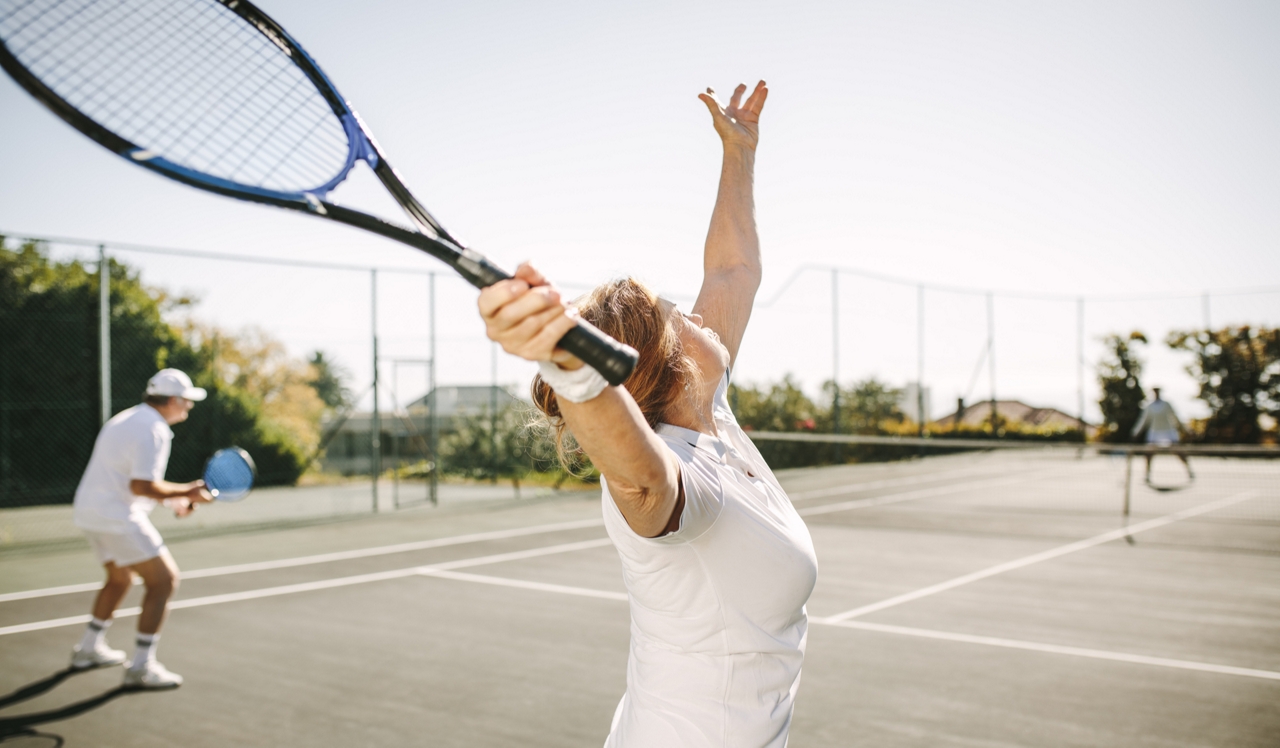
[98,244,111,425]
[1122,450,1133,518]
[371,269,380,513]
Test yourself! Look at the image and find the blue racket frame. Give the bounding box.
[204,447,258,502]
[0,0,638,385]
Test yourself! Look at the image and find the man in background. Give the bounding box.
[70,368,212,689]
[1131,386,1194,484]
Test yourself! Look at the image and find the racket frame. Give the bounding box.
[0,0,636,384]
[204,446,258,502]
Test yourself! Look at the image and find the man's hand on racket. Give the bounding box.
[172,481,214,518]
[479,263,584,371]
[698,80,768,151]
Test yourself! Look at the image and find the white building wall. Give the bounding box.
[899,382,932,423]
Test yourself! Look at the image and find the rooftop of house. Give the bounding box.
[932,399,1092,431]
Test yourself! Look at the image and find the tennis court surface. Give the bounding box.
[2,448,1278,747]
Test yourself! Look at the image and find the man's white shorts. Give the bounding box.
[1146,429,1180,447]
[82,518,166,567]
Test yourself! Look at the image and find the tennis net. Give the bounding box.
[748,432,1280,554]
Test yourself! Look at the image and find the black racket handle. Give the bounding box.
[556,319,639,387]
[453,248,639,387]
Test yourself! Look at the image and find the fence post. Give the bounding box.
[371,269,380,512]
[490,341,498,485]
[987,292,998,433]
[1077,297,1085,445]
[428,272,438,506]
[831,269,841,463]
[917,284,925,438]
[99,244,111,425]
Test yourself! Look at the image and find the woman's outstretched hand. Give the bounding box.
[478,262,584,370]
[698,80,768,151]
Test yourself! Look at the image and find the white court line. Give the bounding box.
[414,569,1280,681]
[0,538,613,636]
[0,466,1024,603]
[796,476,1030,517]
[820,619,1280,681]
[818,491,1258,624]
[0,518,608,603]
[418,569,629,602]
[787,461,1042,502]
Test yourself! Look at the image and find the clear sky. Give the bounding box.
[3,0,1278,423]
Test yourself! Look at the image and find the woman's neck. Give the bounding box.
[663,389,718,437]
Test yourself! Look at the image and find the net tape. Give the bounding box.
[0,0,350,193]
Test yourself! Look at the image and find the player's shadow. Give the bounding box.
[0,667,139,741]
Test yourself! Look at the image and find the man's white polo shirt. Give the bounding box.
[73,404,173,533]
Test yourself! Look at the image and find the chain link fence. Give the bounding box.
[3,231,1278,550]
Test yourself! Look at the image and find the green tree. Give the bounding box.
[728,375,904,468]
[1167,326,1279,444]
[0,239,313,506]
[820,378,904,434]
[439,402,591,488]
[307,350,352,411]
[1097,331,1147,443]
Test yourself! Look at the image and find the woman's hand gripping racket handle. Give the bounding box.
[453,249,638,386]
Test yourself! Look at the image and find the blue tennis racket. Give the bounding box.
[0,0,638,387]
[203,447,257,503]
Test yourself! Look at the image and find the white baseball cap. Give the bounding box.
[146,368,207,401]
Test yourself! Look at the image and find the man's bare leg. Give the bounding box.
[121,549,183,686]
[72,563,135,668]
[129,550,179,636]
[91,562,134,621]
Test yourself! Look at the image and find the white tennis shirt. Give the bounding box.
[602,376,818,748]
[1132,399,1182,441]
[73,404,173,533]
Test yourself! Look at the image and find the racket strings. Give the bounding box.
[1,0,352,193]
[206,450,254,499]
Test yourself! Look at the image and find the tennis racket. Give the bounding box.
[0,0,638,386]
[203,447,257,502]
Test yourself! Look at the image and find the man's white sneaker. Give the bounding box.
[122,661,183,689]
[70,643,127,670]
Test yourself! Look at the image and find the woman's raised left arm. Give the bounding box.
[692,80,768,368]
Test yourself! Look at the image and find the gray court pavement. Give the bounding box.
[2,454,1277,747]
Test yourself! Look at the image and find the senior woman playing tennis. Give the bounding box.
[479,81,817,747]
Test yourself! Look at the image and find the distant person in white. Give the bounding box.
[71,368,213,689]
[1131,386,1194,483]
[479,81,819,747]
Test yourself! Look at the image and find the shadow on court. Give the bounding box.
[0,668,150,743]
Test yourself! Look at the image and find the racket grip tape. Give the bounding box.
[454,250,637,385]
[557,320,638,387]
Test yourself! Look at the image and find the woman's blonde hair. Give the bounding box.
[531,278,698,467]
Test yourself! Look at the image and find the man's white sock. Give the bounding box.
[77,618,111,651]
[130,632,159,670]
